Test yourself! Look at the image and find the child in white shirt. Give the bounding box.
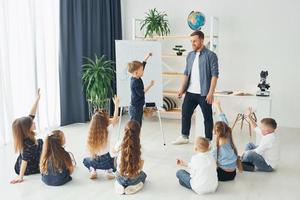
[176,137,218,194]
[241,108,280,172]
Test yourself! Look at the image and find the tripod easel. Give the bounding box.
[232,112,257,137]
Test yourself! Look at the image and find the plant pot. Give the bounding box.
[88,98,111,118]
[176,52,183,56]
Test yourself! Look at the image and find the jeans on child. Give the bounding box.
[176,169,192,189]
[83,153,115,171]
[41,169,72,186]
[116,171,147,187]
[129,105,144,126]
[242,142,273,172]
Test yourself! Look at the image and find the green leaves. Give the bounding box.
[82,55,115,109]
[140,8,170,38]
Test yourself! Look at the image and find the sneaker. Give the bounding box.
[171,136,189,145]
[124,182,144,195]
[105,172,115,180]
[114,181,125,194]
[89,170,97,179]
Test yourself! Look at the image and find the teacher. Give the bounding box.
[172,30,219,145]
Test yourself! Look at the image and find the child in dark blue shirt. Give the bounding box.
[127,53,154,126]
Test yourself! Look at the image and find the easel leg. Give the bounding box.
[232,114,241,130]
[118,107,123,140]
[156,106,166,146]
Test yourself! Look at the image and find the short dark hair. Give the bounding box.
[261,118,277,130]
[190,30,204,39]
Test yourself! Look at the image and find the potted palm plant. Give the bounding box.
[140,8,171,38]
[82,55,115,116]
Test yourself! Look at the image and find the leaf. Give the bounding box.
[140,8,170,38]
[81,54,115,108]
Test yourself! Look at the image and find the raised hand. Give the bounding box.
[144,52,152,62]
[112,95,120,106]
[245,107,253,117]
[150,80,155,87]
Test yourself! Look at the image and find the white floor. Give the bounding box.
[1,116,300,200]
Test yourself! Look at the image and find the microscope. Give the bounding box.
[256,70,270,97]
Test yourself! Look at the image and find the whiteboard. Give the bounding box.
[115,40,163,107]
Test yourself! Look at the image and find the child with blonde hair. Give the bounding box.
[128,53,154,126]
[83,96,120,179]
[176,137,218,194]
[241,108,279,172]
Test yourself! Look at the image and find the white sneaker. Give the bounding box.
[124,182,144,195]
[171,136,189,145]
[114,181,125,194]
[105,171,115,180]
[89,170,97,179]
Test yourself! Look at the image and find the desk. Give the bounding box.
[195,94,272,144]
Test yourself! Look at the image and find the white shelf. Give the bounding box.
[162,54,187,58]
[135,35,218,40]
[162,72,184,77]
[163,90,178,96]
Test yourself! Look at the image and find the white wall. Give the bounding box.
[121,0,300,128]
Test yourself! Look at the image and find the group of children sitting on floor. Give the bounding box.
[10,56,279,195]
[175,100,279,194]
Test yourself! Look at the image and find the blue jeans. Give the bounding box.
[176,169,192,189]
[83,153,115,171]
[116,171,147,187]
[242,142,273,172]
[41,169,72,186]
[129,105,144,126]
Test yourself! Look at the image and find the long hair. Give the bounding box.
[214,121,243,171]
[120,120,142,178]
[87,110,110,157]
[40,130,73,174]
[12,116,36,153]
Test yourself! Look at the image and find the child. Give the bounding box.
[128,53,154,126]
[212,100,242,181]
[241,108,279,172]
[176,137,218,194]
[113,120,146,195]
[40,130,74,186]
[10,89,43,184]
[83,95,120,179]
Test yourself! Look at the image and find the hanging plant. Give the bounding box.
[140,8,170,38]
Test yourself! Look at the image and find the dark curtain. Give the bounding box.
[59,0,122,125]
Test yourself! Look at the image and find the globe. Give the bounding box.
[187,11,205,30]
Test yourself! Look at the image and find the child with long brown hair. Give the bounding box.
[113,120,146,195]
[212,100,242,181]
[83,95,120,179]
[10,89,43,184]
[40,130,74,186]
